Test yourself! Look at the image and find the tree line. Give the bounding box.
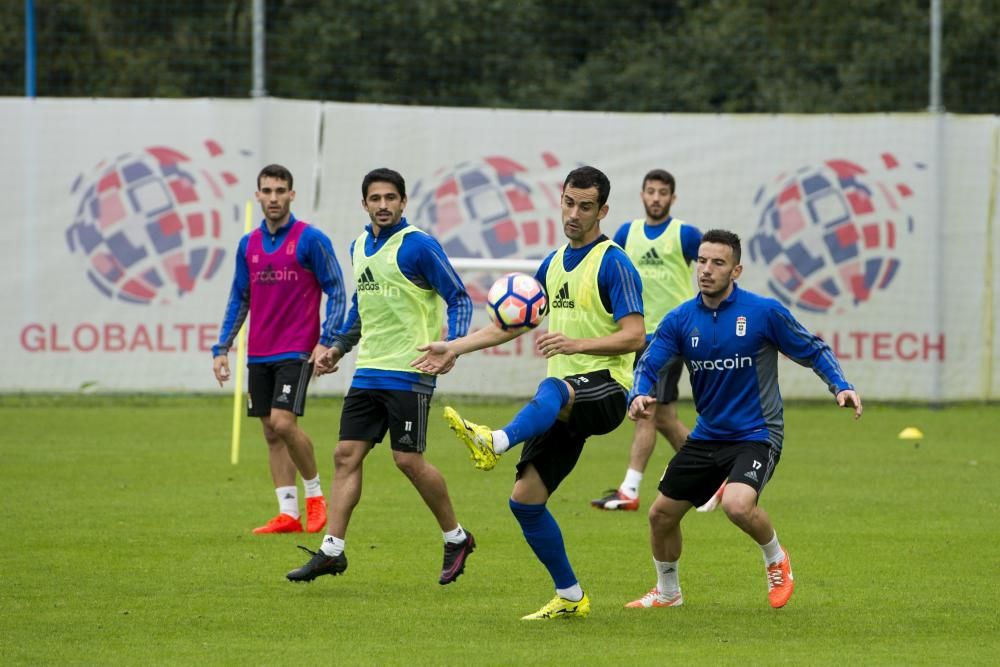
[1,0,997,113]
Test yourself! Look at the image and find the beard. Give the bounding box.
[644,203,670,221]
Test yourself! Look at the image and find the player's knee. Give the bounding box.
[721,497,755,526]
[654,413,677,434]
[260,418,280,444]
[268,411,298,438]
[333,442,362,470]
[392,451,424,477]
[648,496,680,528]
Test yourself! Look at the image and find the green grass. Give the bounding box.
[1,396,998,665]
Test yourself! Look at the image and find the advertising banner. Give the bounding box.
[2,99,997,400]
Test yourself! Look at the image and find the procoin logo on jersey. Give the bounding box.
[252,265,299,284]
[690,354,753,374]
[736,316,747,337]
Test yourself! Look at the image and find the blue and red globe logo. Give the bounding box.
[66,141,243,305]
[748,154,923,314]
[409,153,566,301]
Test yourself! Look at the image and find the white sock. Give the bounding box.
[303,475,323,499]
[276,486,299,519]
[760,532,784,566]
[655,558,680,596]
[443,524,467,544]
[491,430,510,454]
[556,583,584,602]
[621,468,643,497]
[320,535,345,557]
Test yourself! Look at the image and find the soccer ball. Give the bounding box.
[486,272,548,330]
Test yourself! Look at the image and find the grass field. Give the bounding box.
[2,395,998,665]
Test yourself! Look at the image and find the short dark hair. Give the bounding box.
[362,168,406,199]
[257,164,293,190]
[642,169,675,193]
[563,166,611,206]
[702,229,742,264]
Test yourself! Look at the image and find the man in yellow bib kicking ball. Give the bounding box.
[413,166,646,620]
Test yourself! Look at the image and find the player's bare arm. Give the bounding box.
[212,354,230,387]
[836,389,863,419]
[537,313,645,358]
[412,325,520,375]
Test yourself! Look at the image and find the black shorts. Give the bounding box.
[657,439,780,507]
[634,341,684,404]
[339,388,431,453]
[516,370,627,494]
[247,360,312,417]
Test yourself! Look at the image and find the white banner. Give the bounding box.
[2,98,997,400]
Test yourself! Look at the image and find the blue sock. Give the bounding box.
[502,378,569,447]
[509,498,577,590]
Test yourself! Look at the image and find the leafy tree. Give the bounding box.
[2,0,996,113]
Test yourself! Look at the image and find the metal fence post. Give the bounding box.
[251,0,267,97]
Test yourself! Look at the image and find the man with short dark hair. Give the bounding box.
[413,166,646,620]
[213,164,347,535]
[286,167,477,586]
[624,229,862,610]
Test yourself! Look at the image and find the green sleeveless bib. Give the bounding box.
[625,219,695,334]
[545,240,634,390]
[352,227,444,372]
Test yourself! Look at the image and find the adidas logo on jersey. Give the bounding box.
[356,267,401,297]
[357,267,380,291]
[551,282,575,309]
[637,247,663,265]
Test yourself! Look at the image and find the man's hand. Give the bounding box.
[628,395,657,421]
[411,341,457,375]
[536,331,581,358]
[213,355,230,387]
[837,389,863,419]
[313,345,343,377]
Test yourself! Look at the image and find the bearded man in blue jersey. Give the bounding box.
[624,229,862,611]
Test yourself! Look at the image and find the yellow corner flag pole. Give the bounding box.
[230,201,254,465]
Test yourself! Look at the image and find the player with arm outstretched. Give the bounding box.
[412,166,646,620]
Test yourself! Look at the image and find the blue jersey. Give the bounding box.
[629,284,852,449]
[535,235,643,321]
[212,214,347,363]
[334,218,473,392]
